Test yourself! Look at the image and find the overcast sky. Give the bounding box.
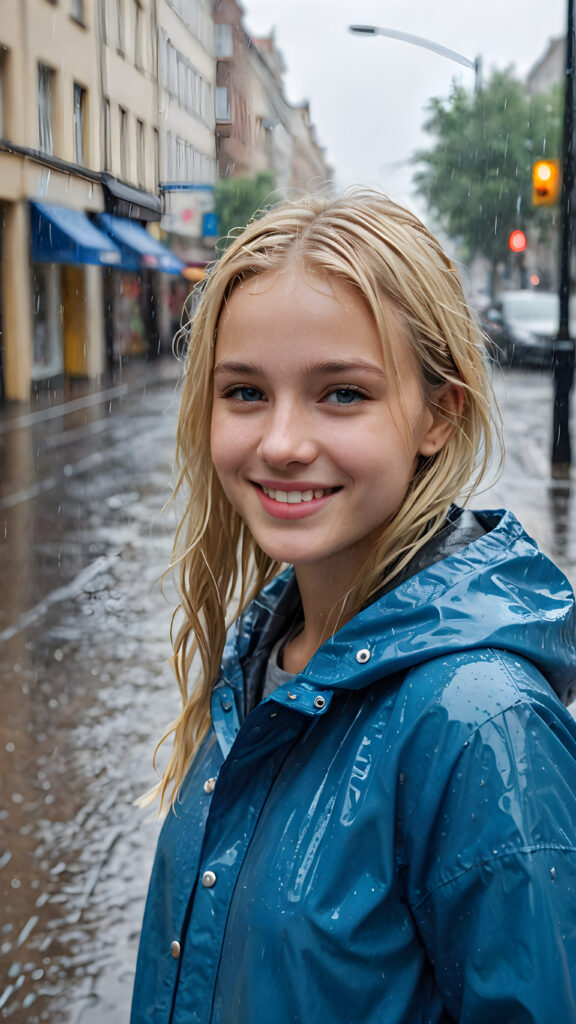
[241,0,566,210]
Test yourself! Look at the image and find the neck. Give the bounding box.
[281,560,358,674]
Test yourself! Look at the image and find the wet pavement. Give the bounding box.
[0,360,574,1021]
[0,358,183,1022]
[472,367,576,584]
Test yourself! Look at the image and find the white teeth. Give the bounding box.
[262,486,333,503]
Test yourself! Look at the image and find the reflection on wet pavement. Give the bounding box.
[1,365,181,1021]
[0,364,574,1021]
[473,369,576,584]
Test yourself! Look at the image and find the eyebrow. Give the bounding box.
[213,358,387,378]
[213,360,265,377]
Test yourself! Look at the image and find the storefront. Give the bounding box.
[29,199,184,382]
[30,202,122,386]
[95,212,184,365]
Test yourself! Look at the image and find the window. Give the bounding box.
[32,264,64,381]
[117,0,125,53]
[137,118,145,187]
[0,48,7,138]
[134,0,142,65]
[215,86,230,122]
[71,0,85,22]
[119,107,128,178]
[38,64,55,154]
[214,24,233,58]
[153,127,159,187]
[73,83,86,164]
[166,0,213,51]
[104,98,111,169]
[159,32,214,126]
[165,130,216,183]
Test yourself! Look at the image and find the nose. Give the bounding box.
[256,401,318,467]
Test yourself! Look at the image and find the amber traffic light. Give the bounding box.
[532,159,561,206]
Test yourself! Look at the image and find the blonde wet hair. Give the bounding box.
[151,188,501,811]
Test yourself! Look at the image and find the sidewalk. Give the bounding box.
[0,352,183,429]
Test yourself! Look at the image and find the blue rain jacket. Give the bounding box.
[131,509,576,1023]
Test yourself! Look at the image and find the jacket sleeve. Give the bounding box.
[403,657,576,1023]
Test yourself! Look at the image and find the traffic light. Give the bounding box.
[532,159,561,206]
[508,229,527,252]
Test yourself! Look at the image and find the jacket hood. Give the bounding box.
[226,509,576,706]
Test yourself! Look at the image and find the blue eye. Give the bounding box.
[324,387,364,405]
[228,386,264,402]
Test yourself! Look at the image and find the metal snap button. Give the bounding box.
[356,648,371,663]
[203,777,216,794]
[171,940,181,959]
[202,869,217,888]
[313,695,326,710]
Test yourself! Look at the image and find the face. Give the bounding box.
[211,265,455,590]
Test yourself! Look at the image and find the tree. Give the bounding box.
[214,172,278,254]
[413,69,562,293]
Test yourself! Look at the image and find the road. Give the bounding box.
[0,361,574,1021]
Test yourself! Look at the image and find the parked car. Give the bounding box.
[480,290,571,368]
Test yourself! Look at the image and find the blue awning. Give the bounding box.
[95,213,184,274]
[31,203,123,266]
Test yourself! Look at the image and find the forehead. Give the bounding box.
[217,266,397,355]
[214,266,419,386]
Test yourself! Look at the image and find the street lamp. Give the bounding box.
[349,25,482,93]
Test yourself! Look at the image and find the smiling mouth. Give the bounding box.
[258,485,340,504]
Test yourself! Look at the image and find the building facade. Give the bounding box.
[1,0,109,401]
[157,0,217,269]
[527,37,564,96]
[213,0,332,193]
[0,0,215,402]
[0,0,331,403]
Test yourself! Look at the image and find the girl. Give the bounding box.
[131,191,576,1023]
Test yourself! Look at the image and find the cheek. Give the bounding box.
[209,409,229,476]
[210,410,247,479]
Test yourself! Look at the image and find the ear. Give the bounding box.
[418,383,464,457]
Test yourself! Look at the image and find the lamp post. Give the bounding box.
[552,0,575,478]
[349,25,482,93]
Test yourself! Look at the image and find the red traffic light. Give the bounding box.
[508,230,527,253]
